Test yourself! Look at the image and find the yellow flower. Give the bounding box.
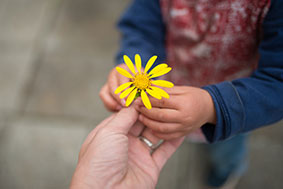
[115,54,174,109]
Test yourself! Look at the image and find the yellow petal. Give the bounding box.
[116,67,133,78]
[120,86,135,99]
[151,80,174,88]
[150,86,169,99]
[148,63,168,75]
[115,82,133,94]
[141,90,152,109]
[149,67,172,78]
[123,55,136,75]
[135,54,142,73]
[126,88,138,107]
[146,88,161,99]
[144,55,157,74]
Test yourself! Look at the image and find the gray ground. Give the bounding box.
[0,0,282,188]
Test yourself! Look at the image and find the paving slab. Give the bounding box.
[0,44,34,112]
[1,0,282,188]
[156,142,193,189]
[0,113,8,134]
[0,0,55,41]
[156,142,209,189]
[237,121,283,189]
[25,55,112,121]
[25,0,130,120]
[0,0,64,113]
[158,121,283,189]
[43,0,130,57]
[0,116,89,189]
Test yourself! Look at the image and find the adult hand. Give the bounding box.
[135,86,216,140]
[70,107,184,189]
[99,64,130,112]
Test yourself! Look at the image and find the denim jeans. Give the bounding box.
[205,134,248,187]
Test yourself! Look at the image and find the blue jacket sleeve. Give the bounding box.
[116,0,166,68]
[202,0,283,143]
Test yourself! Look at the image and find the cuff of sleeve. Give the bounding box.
[202,81,245,143]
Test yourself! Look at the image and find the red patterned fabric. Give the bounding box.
[159,0,271,142]
[160,0,270,87]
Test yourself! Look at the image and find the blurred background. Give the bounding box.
[0,0,282,188]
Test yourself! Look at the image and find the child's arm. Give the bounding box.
[134,86,216,140]
[136,0,283,143]
[116,0,166,67]
[201,0,283,142]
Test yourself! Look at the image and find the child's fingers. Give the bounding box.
[99,84,121,111]
[108,73,125,106]
[117,75,131,104]
[109,73,131,107]
[137,106,181,123]
[138,114,182,133]
[152,131,185,140]
[164,86,188,95]
[134,96,178,109]
[150,95,181,109]
[109,64,132,106]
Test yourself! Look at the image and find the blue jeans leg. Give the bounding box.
[206,134,248,187]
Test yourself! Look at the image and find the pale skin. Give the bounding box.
[70,107,184,189]
[99,66,217,140]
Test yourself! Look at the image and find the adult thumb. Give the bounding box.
[105,106,139,134]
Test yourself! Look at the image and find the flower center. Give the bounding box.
[133,73,151,90]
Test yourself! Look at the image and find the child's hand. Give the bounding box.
[99,64,129,112]
[134,86,216,140]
